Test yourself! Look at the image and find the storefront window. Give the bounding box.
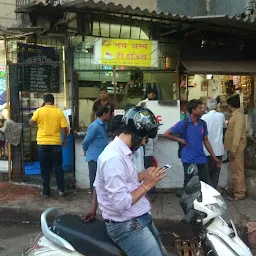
[183,74,254,131]
[72,36,178,131]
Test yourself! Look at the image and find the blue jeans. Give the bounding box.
[105,213,168,256]
[38,145,64,195]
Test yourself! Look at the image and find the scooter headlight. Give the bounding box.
[205,195,227,214]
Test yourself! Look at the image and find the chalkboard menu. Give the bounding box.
[17,43,60,93]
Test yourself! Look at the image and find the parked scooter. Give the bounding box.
[22,164,252,256]
[178,164,252,256]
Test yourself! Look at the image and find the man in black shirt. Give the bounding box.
[216,80,239,104]
[91,88,115,123]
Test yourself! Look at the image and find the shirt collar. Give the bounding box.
[114,136,132,156]
[188,115,202,123]
[208,110,216,114]
[97,99,109,105]
[232,109,240,116]
[96,118,104,125]
[44,105,57,108]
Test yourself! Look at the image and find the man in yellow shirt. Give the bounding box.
[30,94,68,197]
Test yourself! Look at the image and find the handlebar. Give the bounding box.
[181,209,195,224]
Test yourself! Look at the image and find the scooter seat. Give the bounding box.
[52,214,125,256]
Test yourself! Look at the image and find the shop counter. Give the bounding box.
[74,134,229,190]
[74,134,113,189]
[74,134,186,190]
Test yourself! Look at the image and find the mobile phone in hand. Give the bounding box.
[162,165,171,173]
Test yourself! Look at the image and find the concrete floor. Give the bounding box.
[0,221,40,256]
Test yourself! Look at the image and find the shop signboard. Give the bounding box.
[94,38,158,67]
[0,65,6,105]
[17,43,60,93]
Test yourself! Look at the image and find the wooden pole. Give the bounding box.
[62,45,67,110]
[4,37,11,180]
[113,65,117,105]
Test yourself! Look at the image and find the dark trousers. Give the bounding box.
[207,156,222,189]
[144,156,156,195]
[38,145,64,195]
[183,163,211,187]
[88,160,97,193]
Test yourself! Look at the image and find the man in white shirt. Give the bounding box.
[137,89,157,107]
[137,90,158,201]
[201,99,226,188]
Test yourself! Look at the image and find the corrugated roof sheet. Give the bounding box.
[191,15,256,31]
[15,0,190,22]
[15,0,256,33]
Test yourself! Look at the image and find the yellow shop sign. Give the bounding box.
[94,38,158,67]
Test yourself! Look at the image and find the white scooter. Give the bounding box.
[178,165,252,256]
[22,165,252,256]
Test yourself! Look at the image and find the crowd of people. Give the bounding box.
[30,84,247,256]
[84,85,246,203]
[164,94,246,201]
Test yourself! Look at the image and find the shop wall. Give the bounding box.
[0,0,16,28]
[0,41,5,63]
[188,75,207,100]
[188,75,221,101]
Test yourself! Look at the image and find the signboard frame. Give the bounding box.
[17,43,60,93]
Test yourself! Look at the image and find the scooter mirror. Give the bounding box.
[184,176,201,194]
[187,164,198,176]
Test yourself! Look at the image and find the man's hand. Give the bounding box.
[229,152,236,162]
[215,158,223,168]
[83,150,86,156]
[178,138,189,147]
[81,211,96,222]
[141,101,147,107]
[29,119,37,127]
[138,170,146,182]
[143,167,166,191]
[62,140,67,147]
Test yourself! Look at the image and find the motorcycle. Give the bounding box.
[22,164,252,256]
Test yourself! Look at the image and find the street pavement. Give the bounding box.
[2,182,256,225]
[1,182,256,255]
[0,220,177,256]
[0,221,40,256]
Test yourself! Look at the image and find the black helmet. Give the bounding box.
[122,106,161,138]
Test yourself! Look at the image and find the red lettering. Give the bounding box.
[156,115,162,122]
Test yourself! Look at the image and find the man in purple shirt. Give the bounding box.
[83,106,168,256]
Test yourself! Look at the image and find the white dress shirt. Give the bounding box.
[94,137,151,222]
[201,110,226,156]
